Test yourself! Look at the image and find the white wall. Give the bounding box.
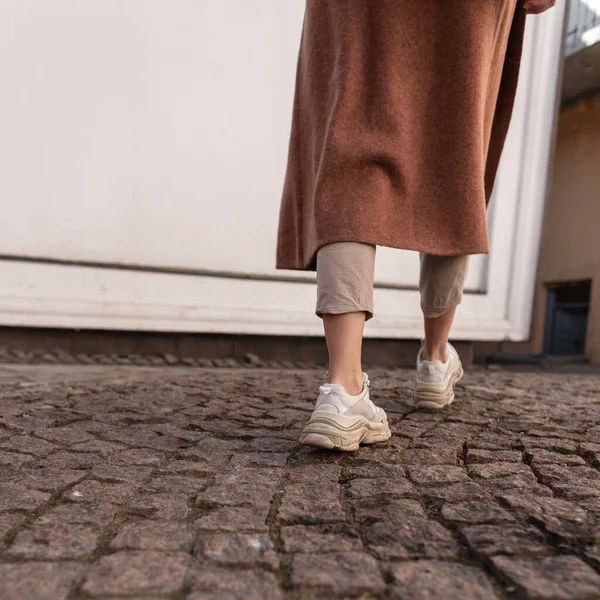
[0,1,302,275]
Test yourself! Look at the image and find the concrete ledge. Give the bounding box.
[0,327,473,369]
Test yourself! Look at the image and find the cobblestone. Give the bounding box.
[37,451,103,469]
[421,481,492,503]
[466,449,522,464]
[407,464,470,484]
[163,459,217,476]
[193,533,279,569]
[0,514,24,542]
[402,446,458,464]
[461,524,550,558]
[110,522,194,551]
[0,483,50,512]
[441,500,516,526]
[188,567,283,600]
[279,482,345,524]
[345,461,405,478]
[126,492,190,520]
[145,474,208,496]
[62,480,136,505]
[229,452,288,468]
[110,447,165,466]
[0,451,34,468]
[37,503,118,527]
[0,562,83,600]
[533,463,600,486]
[527,448,587,466]
[492,555,600,600]
[6,522,99,559]
[81,551,191,595]
[89,464,153,484]
[290,552,385,595]
[195,506,270,532]
[281,524,363,553]
[69,439,127,453]
[522,437,578,454]
[363,517,460,559]
[16,468,87,492]
[468,462,535,480]
[346,476,418,499]
[580,445,600,470]
[33,427,91,446]
[1,364,600,599]
[0,435,60,455]
[389,560,499,600]
[352,497,426,523]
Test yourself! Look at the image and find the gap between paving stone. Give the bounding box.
[338,453,392,590]
[264,445,301,593]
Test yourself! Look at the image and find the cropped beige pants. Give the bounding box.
[316,243,470,321]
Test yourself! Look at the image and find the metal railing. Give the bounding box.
[565,0,600,55]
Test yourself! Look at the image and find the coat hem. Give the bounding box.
[276,236,490,272]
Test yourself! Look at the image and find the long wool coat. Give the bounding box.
[276,0,527,271]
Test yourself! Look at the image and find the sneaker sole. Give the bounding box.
[299,417,392,452]
[414,366,464,411]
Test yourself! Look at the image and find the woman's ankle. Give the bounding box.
[328,369,363,395]
[423,342,448,363]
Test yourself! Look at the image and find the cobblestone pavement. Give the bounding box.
[1,364,600,600]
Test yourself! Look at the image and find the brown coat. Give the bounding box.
[276,0,527,271]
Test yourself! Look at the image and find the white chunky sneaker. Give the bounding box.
[300,373,392,451]
[414,343,464,410]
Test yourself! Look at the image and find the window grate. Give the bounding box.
[566,0,600,55]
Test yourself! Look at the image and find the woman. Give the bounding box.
[276,0,557,451]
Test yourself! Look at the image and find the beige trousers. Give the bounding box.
[316,243,470,321]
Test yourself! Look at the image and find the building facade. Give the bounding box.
[0,2,566,348]
[477,0,600,365]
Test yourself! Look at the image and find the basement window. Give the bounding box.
[544,280,591,356]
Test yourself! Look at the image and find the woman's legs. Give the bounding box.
[415,253,470,409]
[419,253,471,360]
[423,308,457,362]
[317,248,470,372]
[316,242,376,394]
[301,242,390,450]
[323,314,366,395]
